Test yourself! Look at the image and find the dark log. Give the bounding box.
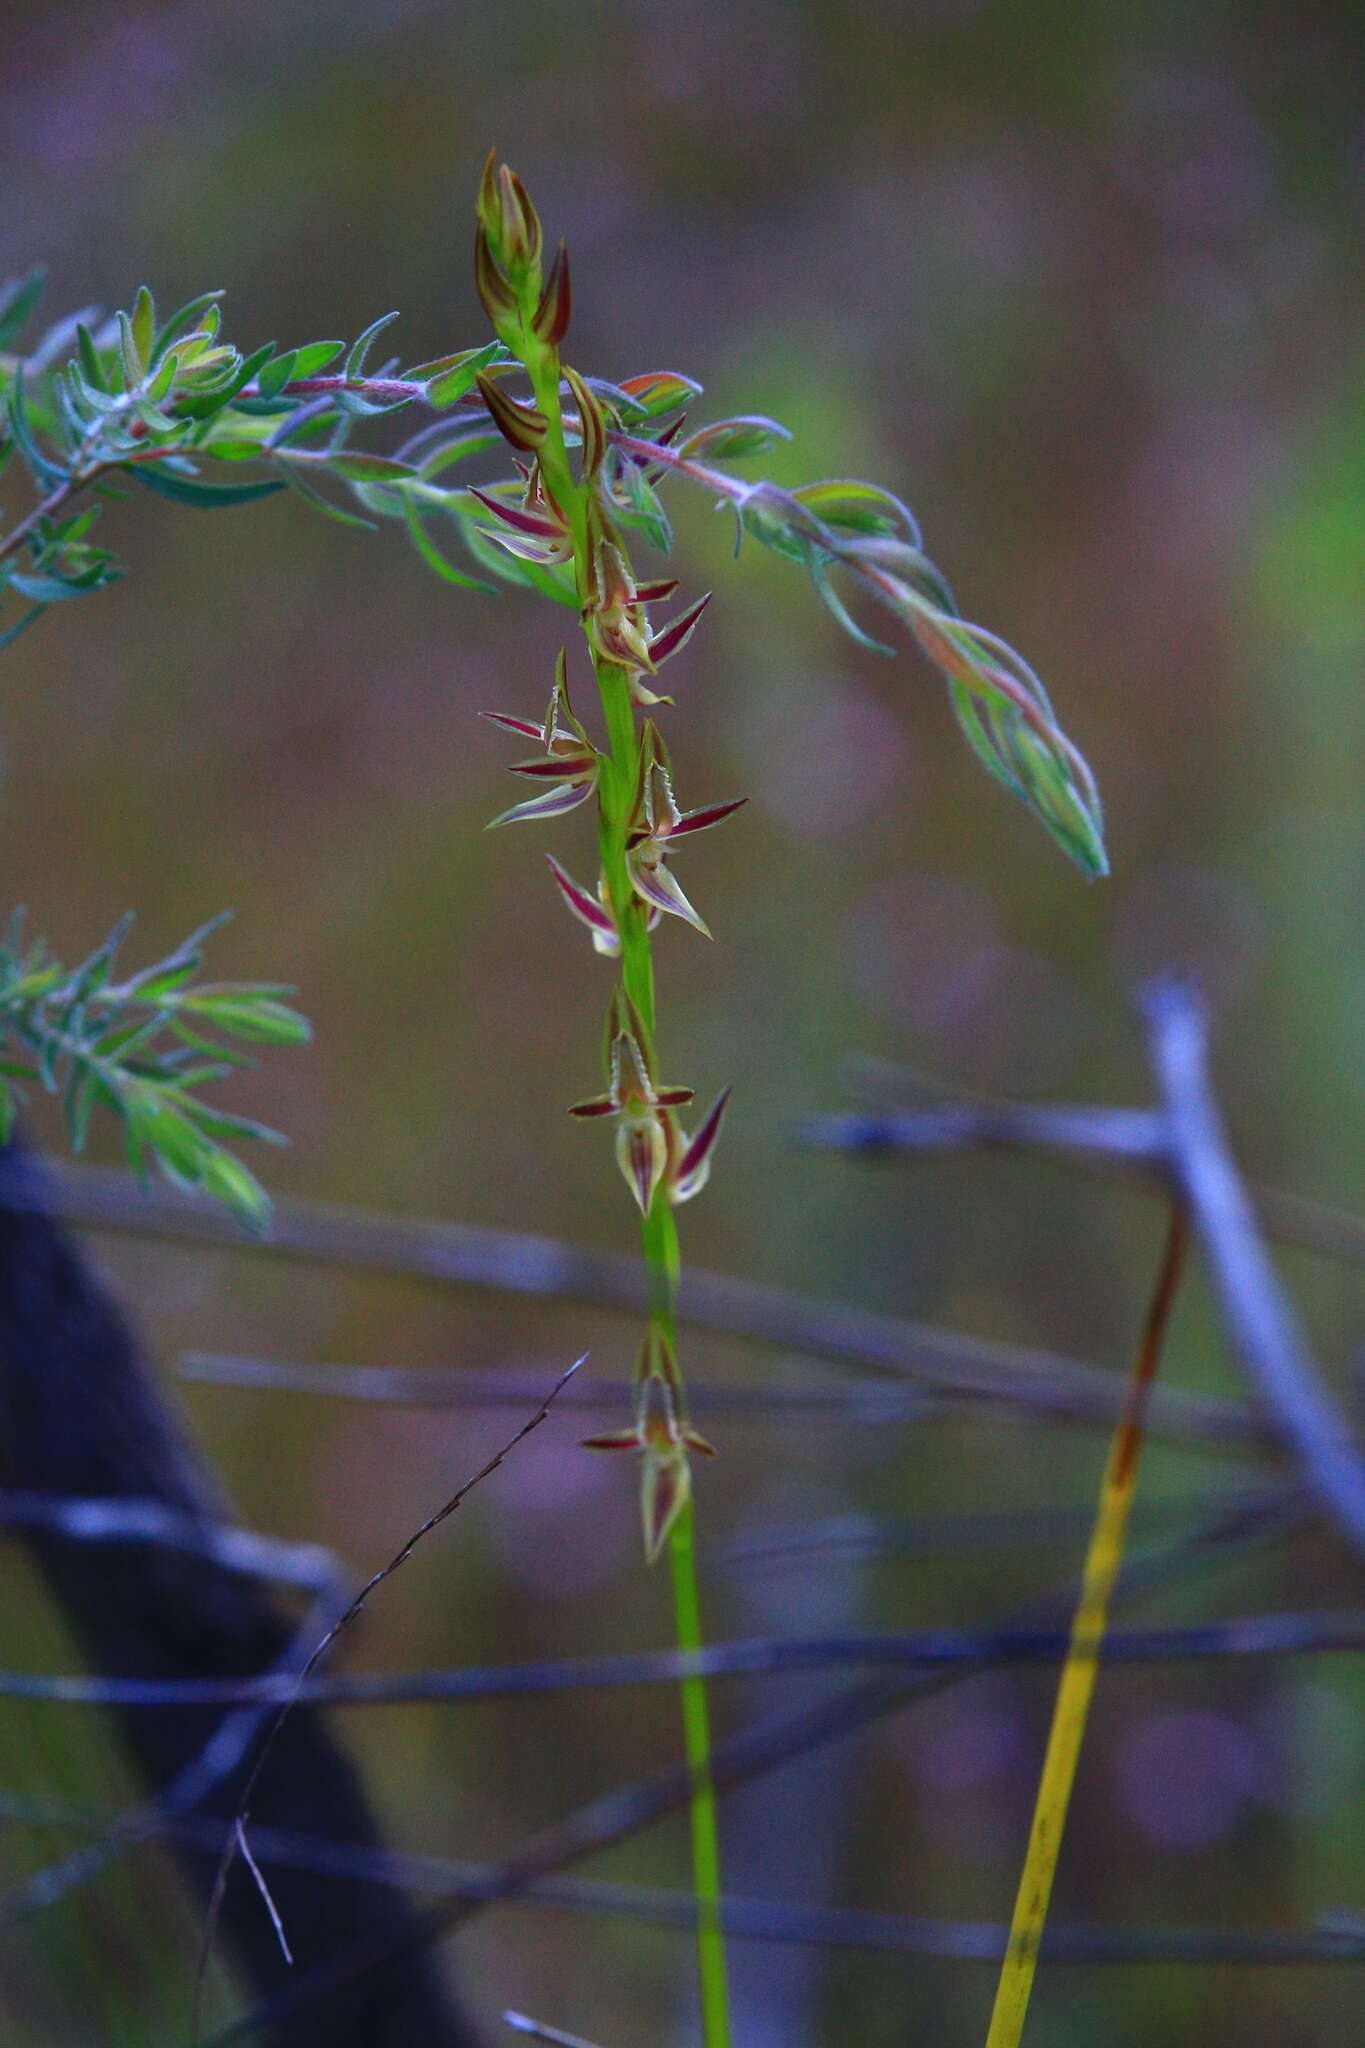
[0,1138,476,2047]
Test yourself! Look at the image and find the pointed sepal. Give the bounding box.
[649,592,711,668]
[672,1085,732,1204]
[546,855,620,956]
[628,854,711,937]
[487,779,595,828]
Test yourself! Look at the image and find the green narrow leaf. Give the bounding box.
[175,341,275,420]
[133,467,287,510]
[11,566,108,602]
[328,451,418,482]
[420,340,505,408]
[149,290,225,366]
[616,370,703,420]
[117,310,143,386]
[198,1147,271,1230]
[793,479,921,545]
[7,371,69,486]
[403,498,495,592]
[679,415,791,461]
[256,350,297,402]
[289,340,345,379]
[346,311,400,380]
[75,321,109,394]
[177,992,311,1044]
[130,287,156,372]
[279,459,376,528]
[0,606,49,654]
[0,266,47,352]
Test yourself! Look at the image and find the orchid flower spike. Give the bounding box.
[569,993,694,1215]
[468,460,574,566]
[544,853,662,958]
[625,721,746,937]
[581,1328,715,1561]
[483,649,599,826]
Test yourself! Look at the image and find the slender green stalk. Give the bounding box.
[983,1205,1188,2048]
[667,1499,731,2047]
[512,267,733,2044]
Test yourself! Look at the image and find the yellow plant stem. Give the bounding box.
[525,325,732,2046]
[984,1205,1188,2048]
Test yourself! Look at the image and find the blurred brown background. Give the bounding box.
[1,2,1364,2042]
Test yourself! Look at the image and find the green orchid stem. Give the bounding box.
[520,319,733,2046]
[668,1498,732,2048]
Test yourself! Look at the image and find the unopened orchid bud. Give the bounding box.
[570,1011,693,1214]
[475,370,549,455]
[474,224,518,330]
[482,652,600,827]
[563,364,607,479]
[582,536,655,674]
[582,1347,716,1563]
[622,723,746,938]
[476,152,544,281]
[530,243,572,349]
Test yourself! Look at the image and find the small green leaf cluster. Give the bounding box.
[0,911,309,1227]
[0,266,513,636]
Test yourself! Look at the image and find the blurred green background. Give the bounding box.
[1,1,1364,2041]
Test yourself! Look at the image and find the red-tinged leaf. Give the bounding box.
[679,414,791,461]
[467,484,563,539]
[488,780,594,828]
[793,477,921,545]
[682,1426,717,1456]
[481,711,545,739]
[673,1086,731,1204]
[475,370,547,453]
[635,578,679,604]
[581,1429,644,1453]
[649,591,711,667]
[668,796,747,838]
[618,371,703,419]
[654,1085,695,1107]
[531,241,572,348]
[563,363,606,477]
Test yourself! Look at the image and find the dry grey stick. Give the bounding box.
[22,1161,1258,1448]
[1143,978,1365,1551]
